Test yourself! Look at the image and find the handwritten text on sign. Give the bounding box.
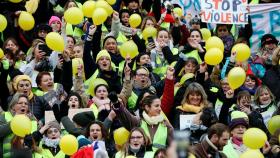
[201,0,248,24]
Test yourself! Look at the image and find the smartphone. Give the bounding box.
[148,37,155,44]
[38,44,52,56]
[58,53,63,60]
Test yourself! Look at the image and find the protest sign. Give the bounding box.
[180,114,196,130]
[249,3,280,53]
[200,0,248,24]
[45,108,93,128]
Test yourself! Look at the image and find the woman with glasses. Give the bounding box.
[115,127,154,158]
[112,94,174,152]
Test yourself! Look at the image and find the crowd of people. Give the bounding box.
[0,0,280,158]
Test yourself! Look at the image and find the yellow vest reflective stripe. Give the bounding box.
[184,50,202,64]
[3,112,38,158]
[41,148,65,158]
[127,91,138,110]
[115,151,155,158]
[90,103,99,119]
[140,121,167,151]
[66,23,83,38]
[223,140,240,158]
[33,83,59,96]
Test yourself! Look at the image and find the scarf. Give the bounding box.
[142,111,164,125]
[42,136,60,148]
[232,137,243,147]
[176,103,204,114]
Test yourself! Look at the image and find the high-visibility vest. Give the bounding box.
[140,120,167,151]
[250,0,259,4]
[40,148,65,158]
[66,23,83,38]
[223,140,245,158]
[116,32,128,46]
[3,112,37,158]
[90,103,99,119]
[115,151,155,158]
[33,83,59,96]
[127,91,138,110]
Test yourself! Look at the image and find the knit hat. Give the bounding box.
[229,118,249,130]
[190,15,201,25]
[103,35,117,48]
[72,111,95,128]
[47,120,61,131]
[96,50,111,63]
[48,16,62,27]
[77,135,91,149]
[13,75,32,90]
[261,34,279,47]
[229,111,249,130]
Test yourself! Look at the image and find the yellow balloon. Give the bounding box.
[95,0,113,16]
[200,28,211,41]
[205,36,224,52]
[231,43,251,62]
[129,14,142,28]
[60,134,78,155]
[82,0,96,18]
[243,128,267,149]
[120,40,139,59]
[0,14,7,32]
[9,0,23,3]
[205,48,224,65]
[114,127,130,146]
[142,26,157,41]
[88,78,108,96]
[106,0,116,5]
[92,8,108,25]
[18,11,35,31]
[268,115,280,135]
[173,7,183,17]
[240,150,264,158]
[46,32,65,52]
[0,48,4,59]
[64,7,84,25]
[10,115,32,137]
[227,67,246,90]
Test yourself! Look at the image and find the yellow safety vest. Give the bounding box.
[115,151,155,158]
[40,148,65,158]
[33,83,59,96]
[66,23,83,38]
[116,32,128,46]
[90,103,99,119]
[140,120,167,151]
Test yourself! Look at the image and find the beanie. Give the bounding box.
[13,75,32,90]
[96,50,111,63]
[72,111,95,128]
[47,120,61,131]
[229,118,249,130]
[231,111,248,120]
[49,16,62,28]
[77,135,91,149]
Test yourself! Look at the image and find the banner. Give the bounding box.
[249,3,280,53]
[200,0,248,24]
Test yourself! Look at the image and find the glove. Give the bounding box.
[24,134,33,149]
[52,100,69,123]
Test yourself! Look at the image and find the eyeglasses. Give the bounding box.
[130,136,143,140]
[136,73,149,77]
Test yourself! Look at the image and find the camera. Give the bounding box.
[38,44,52,56]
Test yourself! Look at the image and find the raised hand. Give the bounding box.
[166,66,175,80]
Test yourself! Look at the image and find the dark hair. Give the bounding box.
[200,107,218,128]
[208,123,229,138]
[157,27,170,38]
[67,91,84,108]
[185,57,199,68]
[237,90,251,102]
[85,121,108,140]
[64,0,78,10]
[190,29,203,39]
[3,37,19,50]
[141,94,159,110]
[135,52,150,65]
[67,35,76,45]
[154,148,167,158]
[94,84,109,95]
[215,24,232,36]
[36,71,51,87]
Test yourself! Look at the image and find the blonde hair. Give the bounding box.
[181,82,209,106]
[272,47,280,66]
[254,85,275,106]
